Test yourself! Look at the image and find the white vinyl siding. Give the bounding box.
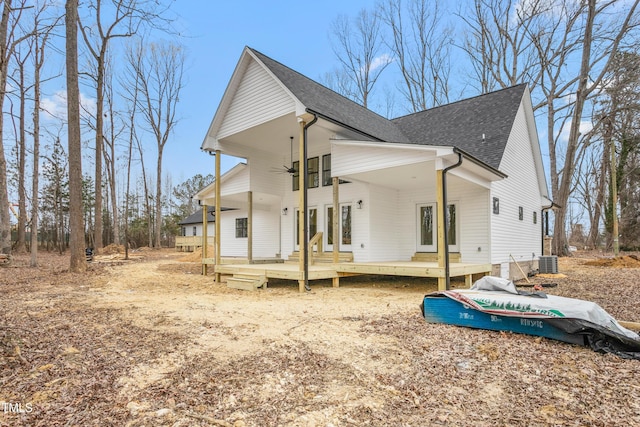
[188,223,215,237]
[218,60,296,140]
[220,167,250,197]
[448,179,490,264]
[218,206,280,258]
[249,154,286,197]
[368,185,401,261]
[491,103,543,267]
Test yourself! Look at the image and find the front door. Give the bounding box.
[326,204,352,252]
[416,203,459,252]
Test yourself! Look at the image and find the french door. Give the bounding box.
[326,204,352,252]
[294,207,317,251]
[416,203,458,252]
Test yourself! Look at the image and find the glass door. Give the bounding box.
[416,203,458,252]
[416,204,436,252]
[294,207,317,251]
[326,204,352,252]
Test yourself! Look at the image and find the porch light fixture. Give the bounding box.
[282,207,288,215]
[357,200,363,209]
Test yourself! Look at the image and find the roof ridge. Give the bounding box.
[391,83,527,121]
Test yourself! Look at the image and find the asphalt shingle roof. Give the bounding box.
[392,85,526,169]
[250,47,526,171]
[251,48,410,143]
[178,207,216,225]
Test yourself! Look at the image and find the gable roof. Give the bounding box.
[207,47,531,174]
[249,48,526,171]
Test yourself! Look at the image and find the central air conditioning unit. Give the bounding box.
[539,256,558,274]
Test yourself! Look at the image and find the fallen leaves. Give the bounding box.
[0,250,639,426]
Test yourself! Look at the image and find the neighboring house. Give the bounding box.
[195,46,552,289]
[175,207,217,252]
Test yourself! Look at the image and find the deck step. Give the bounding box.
[226,273,267,291]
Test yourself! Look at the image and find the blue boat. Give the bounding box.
[421,276,640,359]
[422,293,586,345]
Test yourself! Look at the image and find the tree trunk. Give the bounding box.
[15,60,27,253]
[0,1,13,259]
[155,150,163,248]
[31,34,43,267]
[66,0,86,272]
[94,58,104,251]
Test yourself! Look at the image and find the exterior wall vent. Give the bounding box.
[539,255,558,274]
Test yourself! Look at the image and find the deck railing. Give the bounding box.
[175,235,215,251]
[308,232,323,265]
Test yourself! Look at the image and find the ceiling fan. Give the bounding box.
[270,137,296,175]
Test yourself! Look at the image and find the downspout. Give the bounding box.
[442,149,463,290]
[541,201,560,256]
[303,113,318,291]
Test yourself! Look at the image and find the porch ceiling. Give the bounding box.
[199,191,280,210]
[218,113,367,158]
[342,161,437,190]
[339,157,503,190]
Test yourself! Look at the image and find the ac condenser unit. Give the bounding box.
[539,256,558,274]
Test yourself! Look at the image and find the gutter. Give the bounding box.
[302,112,318,291]
[306,108,384,142]
[442,148,464,290]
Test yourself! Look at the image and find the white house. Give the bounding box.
[195,47,552,291]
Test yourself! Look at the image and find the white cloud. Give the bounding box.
[368,53,393,73]
[40,90,97,122]
[558,119,593,143]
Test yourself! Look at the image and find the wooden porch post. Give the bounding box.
[332,176,340,287]
[202,204,208,275]
[298,121,306,292]
[436,168,446,291]
[215,150,221,283]
[247,191,253,263]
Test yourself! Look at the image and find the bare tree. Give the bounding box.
[550,0,640,255]
[459,0,546,94]
[101,57,125,246]
[379,0,453,112]
[328,8,391,109]
[78,0,171,252]
[0,0,31,261]
[66,0,86,272]
[8,38,31,253]
[31,4,59,266]
[598,51,640,250]
[126,39,184,248]
[460,0,640,255]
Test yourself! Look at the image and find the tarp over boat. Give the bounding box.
[421,276,640,360]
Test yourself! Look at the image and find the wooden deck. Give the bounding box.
[213,260,492,291]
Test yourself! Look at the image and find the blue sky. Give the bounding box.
[165,1,377,184]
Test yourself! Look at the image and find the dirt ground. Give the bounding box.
[1,249,639,427]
